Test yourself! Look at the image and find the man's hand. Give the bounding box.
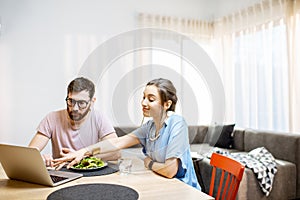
[42,154,54,167]
[53,148,88,169]
[60,147,72,155]
[52,148,72,170]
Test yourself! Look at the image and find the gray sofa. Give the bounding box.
[188,126,300,200]
[114,126,300,200]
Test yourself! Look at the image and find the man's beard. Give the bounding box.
[67,105,91,121]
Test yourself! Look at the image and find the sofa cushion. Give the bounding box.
[208,124,235,148]
[190,144,240,159]
[229,147,277,196]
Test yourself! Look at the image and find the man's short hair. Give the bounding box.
[67,77,95,99]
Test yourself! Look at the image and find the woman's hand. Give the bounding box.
[143,157,179,178]
[53,148,89,169]
[144,156,152,169]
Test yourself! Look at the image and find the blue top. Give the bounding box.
[133,113,201,190]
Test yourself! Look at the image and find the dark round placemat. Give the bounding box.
[61,163,118,177]
[47,183,139,200]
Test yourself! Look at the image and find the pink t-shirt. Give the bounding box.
[37,108,115,158]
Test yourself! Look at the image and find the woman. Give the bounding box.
[54,78,200,190]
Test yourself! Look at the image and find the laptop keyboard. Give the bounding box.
[50,175,68,183]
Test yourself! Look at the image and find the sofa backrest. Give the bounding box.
[232,129,245,151]
[189,126,242,150]
[114,126,138,137]
[244,129,300,163]
[188,126,208,144]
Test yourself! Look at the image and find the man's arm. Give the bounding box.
[28,132,50,151]
[29,132,53,166]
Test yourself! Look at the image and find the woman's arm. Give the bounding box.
[145,157,179,178]
[53,133,140,168]
[94,132,121,161]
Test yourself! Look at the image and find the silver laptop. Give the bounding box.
[0,143,83,186]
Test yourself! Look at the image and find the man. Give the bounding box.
[29,77,120,167]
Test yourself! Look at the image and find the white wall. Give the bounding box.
[0,0,260,149]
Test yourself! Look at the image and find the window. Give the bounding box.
[233,22,289,131]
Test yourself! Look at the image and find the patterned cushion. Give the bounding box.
[228,147,277,196]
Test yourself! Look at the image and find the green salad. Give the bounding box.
[73,157,105,169]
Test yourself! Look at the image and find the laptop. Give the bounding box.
[0,143,83,186]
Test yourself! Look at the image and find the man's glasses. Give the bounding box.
[65,97,91,109]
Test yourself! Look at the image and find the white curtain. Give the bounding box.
[138,0,300,133]
[214,0,300,132]
[138,13,213,43]
[214,0,289,131]
[286,0,300,132]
